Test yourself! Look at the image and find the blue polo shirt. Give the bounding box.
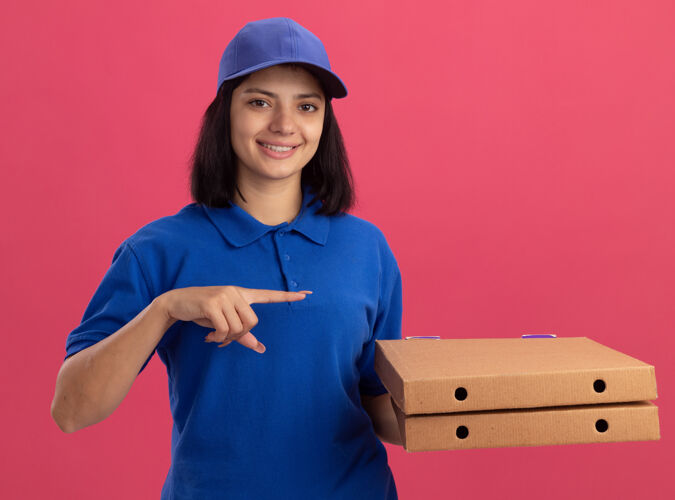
[64,184,402,499]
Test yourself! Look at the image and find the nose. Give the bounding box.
[269,105,297,135]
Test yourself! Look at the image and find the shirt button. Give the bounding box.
[278,231,285,237]
[290,280,298,288]
[284,254,291,261]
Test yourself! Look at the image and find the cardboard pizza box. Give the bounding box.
[391,400,661,452]
[374,337,657,414]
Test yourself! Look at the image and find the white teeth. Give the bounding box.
[260,142,295,152]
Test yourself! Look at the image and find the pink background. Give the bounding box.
[2,0,673,498]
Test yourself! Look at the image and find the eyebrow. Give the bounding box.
[241,87,323,101]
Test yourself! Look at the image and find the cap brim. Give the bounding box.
[219,59,347,99]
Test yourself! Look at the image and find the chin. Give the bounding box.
[255,167,304,181]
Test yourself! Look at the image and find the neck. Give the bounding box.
[233,178,303,226]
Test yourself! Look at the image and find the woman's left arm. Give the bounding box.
[361,393,403,446]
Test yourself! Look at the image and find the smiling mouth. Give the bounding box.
[257,141,299,152]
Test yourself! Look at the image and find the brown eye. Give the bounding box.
[299,104,318,112]
[249,99,269,108]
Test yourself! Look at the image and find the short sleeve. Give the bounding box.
[64,239,157,374]
[357,242,403,396]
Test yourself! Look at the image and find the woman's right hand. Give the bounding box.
[158,286,311,354]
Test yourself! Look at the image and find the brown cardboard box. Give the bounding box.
[392,400,660,452]
[375,337,657,414]
[374,337,660,451]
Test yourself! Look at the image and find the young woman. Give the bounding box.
[51,17,403,499]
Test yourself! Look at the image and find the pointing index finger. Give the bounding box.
[241,288,313,304]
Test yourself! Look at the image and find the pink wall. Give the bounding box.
[2,1,673,498]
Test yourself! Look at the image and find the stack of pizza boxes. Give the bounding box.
[374,336,660,451]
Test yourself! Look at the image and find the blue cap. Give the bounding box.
[217,17,348,99]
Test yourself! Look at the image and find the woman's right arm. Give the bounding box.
[51,286,309,433]
[50,295,175,434]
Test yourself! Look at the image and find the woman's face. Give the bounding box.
[230,64,326,188]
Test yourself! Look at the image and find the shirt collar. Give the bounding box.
[202,184,329,248]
